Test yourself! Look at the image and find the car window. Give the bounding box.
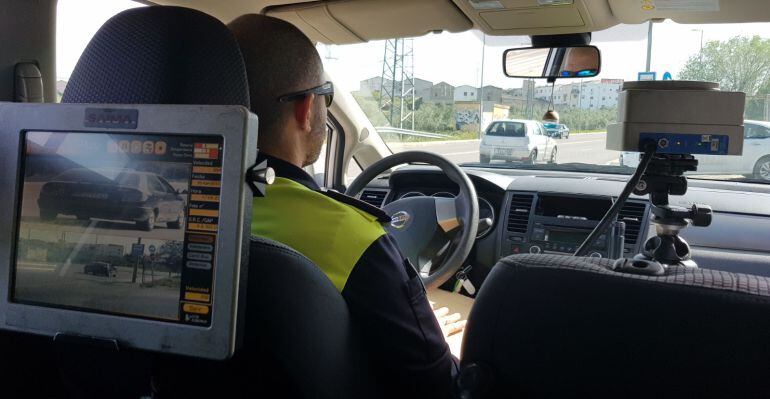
[56,0,144,100]
[118,173,140,188]
[156,175,177,193]
[487,121,525,137]
[747,124,770,139]
[147,175,166,193]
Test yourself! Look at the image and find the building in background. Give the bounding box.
[359,76,392,96]
[454,85,478,102]
[428,81,455,104]
[359,76,434,102]
[480,85,503,103]
[414,78,434,102]
[533,78,623,110]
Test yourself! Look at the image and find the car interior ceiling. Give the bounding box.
[3,0,770,398]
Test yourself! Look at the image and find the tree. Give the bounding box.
[413,103,454,133]
[679,35,770,96]
[352,92,389,126]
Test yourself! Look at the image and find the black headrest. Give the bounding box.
[62,6,249,107]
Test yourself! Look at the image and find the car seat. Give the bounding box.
[458,253,770,398]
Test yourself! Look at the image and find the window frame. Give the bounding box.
[324,112,347,191]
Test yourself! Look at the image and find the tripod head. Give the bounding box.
[631,154,712,267]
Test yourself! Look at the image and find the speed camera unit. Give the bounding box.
[606,81,745,155]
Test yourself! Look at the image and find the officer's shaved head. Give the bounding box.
[229,14,326,165]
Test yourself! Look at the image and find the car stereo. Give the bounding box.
[529,225,606,255]
[0,103,257,360]
[503,193,649,259]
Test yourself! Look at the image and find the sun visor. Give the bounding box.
[266,0,473,44]
[609,0,770,24]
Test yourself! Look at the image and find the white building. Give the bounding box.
[577,79,623,110]
[533,79,623,110]
[454,85,478,102]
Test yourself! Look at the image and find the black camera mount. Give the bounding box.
[631,154,712,267]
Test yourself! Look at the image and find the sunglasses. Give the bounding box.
[277,81,334,107]
[560,69,598,77]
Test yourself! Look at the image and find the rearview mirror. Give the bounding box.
[503,45,601,80]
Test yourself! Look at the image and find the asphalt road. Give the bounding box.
[15,260,180,320]
[388,132,621,166]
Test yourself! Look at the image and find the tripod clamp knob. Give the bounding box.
[690,203,712,227]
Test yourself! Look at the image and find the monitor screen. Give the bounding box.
[13,131,224,326]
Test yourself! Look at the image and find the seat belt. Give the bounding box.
[14,62,44,102]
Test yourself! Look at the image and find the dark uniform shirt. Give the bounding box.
[251,153,458,397]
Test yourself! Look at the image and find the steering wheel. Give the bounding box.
[346,151,479,289]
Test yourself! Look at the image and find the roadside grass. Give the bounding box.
[571,129,606,134]
[380,130,480,143]
[380,129,606,145]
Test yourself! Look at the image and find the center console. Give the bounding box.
[501,192,649,259]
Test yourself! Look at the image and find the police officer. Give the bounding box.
[229,14,459,398]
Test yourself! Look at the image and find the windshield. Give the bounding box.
[319,20,770,184]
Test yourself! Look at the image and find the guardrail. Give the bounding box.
[375,127,450,140]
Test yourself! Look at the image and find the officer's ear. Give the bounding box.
[293,94,316,133]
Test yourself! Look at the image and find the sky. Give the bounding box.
[57,0,770,93]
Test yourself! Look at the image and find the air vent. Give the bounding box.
[359,189,388,208]
[618,201,648,245]
[507,193,534,233]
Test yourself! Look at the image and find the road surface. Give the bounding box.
[15,260,180,320]
[388,132,621,166]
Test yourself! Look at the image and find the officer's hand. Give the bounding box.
[432,304,466,338]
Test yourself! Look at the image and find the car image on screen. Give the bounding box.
[37,168,186,231]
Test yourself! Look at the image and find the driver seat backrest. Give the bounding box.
[459,254,770,398]
[152,237,380,398]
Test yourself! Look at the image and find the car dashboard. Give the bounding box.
[357,165,770,291]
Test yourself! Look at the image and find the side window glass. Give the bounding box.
[148,176,165,193]
[757,126,770,139]
[745,125,756,139]
[158,177,176,193]
[346,159,363,186]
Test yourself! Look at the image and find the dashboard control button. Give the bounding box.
[511,236,523,242]
[589,251,603,259]
[529,245,542,254]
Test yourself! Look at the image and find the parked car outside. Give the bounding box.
[479,119,558,164]
[618,120,770,181]
[544,122,570,139]
[38,168,186,231]
[84,261,117,278]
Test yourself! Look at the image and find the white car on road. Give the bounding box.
[479,119,558,164]
[619,120,770,181]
